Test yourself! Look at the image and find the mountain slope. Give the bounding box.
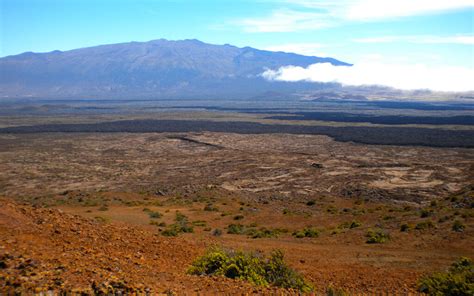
[0,39,350,99]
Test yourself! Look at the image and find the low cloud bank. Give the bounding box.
[262,62,474,92]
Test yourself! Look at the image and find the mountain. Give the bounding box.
[0,39,350,99]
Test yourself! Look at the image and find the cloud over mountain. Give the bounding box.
[262,62,474,92]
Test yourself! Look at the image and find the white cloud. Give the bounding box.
[354,34,474,45]
[237,9,331,32]
[236,0,473,32]
[343,0,474,21]
[263,43,326,56]
[262,62,474,92]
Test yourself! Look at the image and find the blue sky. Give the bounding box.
[1,0,473,90]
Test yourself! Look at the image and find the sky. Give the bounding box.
[1,0,473,91]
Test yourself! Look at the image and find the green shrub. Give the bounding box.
[439,215,451,223]
[418,257,473,295]
[400,223,411,232]
[227,224,246,234]
[452,220,466,232]
[98,205,109,211]
[204,203,219,211]
[420,209,433,218]
[415,221,435,230]
[227,224,281,238]
[293,227,320,238]
[148,211,163,219]
[247,228,281,239]
[233,215,244,220]
[188,247,312,292]
[366,229,390,244]
[338,221,362,229]
[94,216,109,223]
[161,212,193,236]
[192,220,207,227]
[212,229,223,236]
[326,285,349,296]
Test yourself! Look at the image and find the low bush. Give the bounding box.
[148,211,163,219]
[247,228,281,239]
[293,227,320,238]
[420,209,433,218]
[94,216,110,223]
[306,200,316,206]
[161,212,193,236]
[365,229,390,244]
[415,221,435,230]
[188,247,312,292]
[212,229,223,236]
[227,224,246,234]
[326,285,349,296]
[338,221,362,229]
[192,220,207,227]
[418,257,473,295]
[439,215,451,223]
[204,203,219,212]
[98,205,109,211]
[452,220,466,232]
[233,215,244,220]
[227,224,281,238]
[400,223,411,232]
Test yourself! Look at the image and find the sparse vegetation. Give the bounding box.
[338,220,362,229]
[366,229,390,244]
[211,229,223,236]
[188,247,313,292]
[98,205,109,211]
[148,211,163,219]
[293,227,320,238]
[192,220,207,227]
[227,224,281,238]
[326,285,349,296]
[415,221,435,230]
[400,223,411,232]
[247,228,281,239]
[418,257,473,295]
[420,209,433,218]
[452,220,466,232]
[204,203,219,212]
[161,212,194,236]
[227,223,246,235]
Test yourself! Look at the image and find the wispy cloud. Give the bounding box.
[236,9,332,33]
[354,34,474,45]
[262,62,474,92]
[342,0,473,21]
[235,0,473,32]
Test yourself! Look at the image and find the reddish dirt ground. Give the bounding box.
[0,132,473,294]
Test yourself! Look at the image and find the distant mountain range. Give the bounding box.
[0,39,350,99]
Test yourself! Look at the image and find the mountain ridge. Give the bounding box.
[0,39,350,99]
